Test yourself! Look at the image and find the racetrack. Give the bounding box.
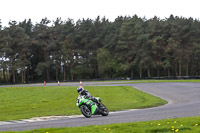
[0,82,200,131]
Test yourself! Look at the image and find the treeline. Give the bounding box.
[0,15,200,83]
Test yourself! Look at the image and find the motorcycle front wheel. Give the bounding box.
[100,104,109,116]
[80,105,92,118]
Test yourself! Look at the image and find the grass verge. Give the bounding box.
[0,86,167,121]
[2,116,200,133]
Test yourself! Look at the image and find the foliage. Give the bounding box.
[0,15,200,83]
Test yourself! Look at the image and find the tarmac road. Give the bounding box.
[0,82,200,131]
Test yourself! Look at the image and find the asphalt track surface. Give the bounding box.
[0,82,200,131]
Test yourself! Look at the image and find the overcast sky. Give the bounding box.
[0,0,199,27]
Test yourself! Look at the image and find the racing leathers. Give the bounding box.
[77,89,99,104]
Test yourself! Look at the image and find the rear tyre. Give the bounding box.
[80,105,92,118]
[100,104,109,116]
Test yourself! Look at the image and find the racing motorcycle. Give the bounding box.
[76,96,109,118]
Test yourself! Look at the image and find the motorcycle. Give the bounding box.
[76,96,109,118]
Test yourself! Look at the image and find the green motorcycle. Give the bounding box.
[76,96,109,118]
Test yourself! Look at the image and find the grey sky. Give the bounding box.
[0,0,199,27]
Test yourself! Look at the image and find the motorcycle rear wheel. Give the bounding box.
[80,105,92,118]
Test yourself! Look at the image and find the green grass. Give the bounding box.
[0,86,167,121]
[2,116,200,133]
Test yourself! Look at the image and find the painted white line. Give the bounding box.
[0,110,141,126]
[0,121,12,125]
[0,115,84,125]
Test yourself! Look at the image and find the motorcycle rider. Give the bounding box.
[76,86,107,116]
[77,86,100,105]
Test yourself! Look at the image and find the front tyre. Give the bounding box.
[100,104,109,116]
[80,105,92,118]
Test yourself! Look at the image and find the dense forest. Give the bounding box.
[0,15,200,83]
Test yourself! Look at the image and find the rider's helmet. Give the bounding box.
[77,86,84,93]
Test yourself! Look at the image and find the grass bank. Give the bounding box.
[3,116,200,133]
[0,86,167,121]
